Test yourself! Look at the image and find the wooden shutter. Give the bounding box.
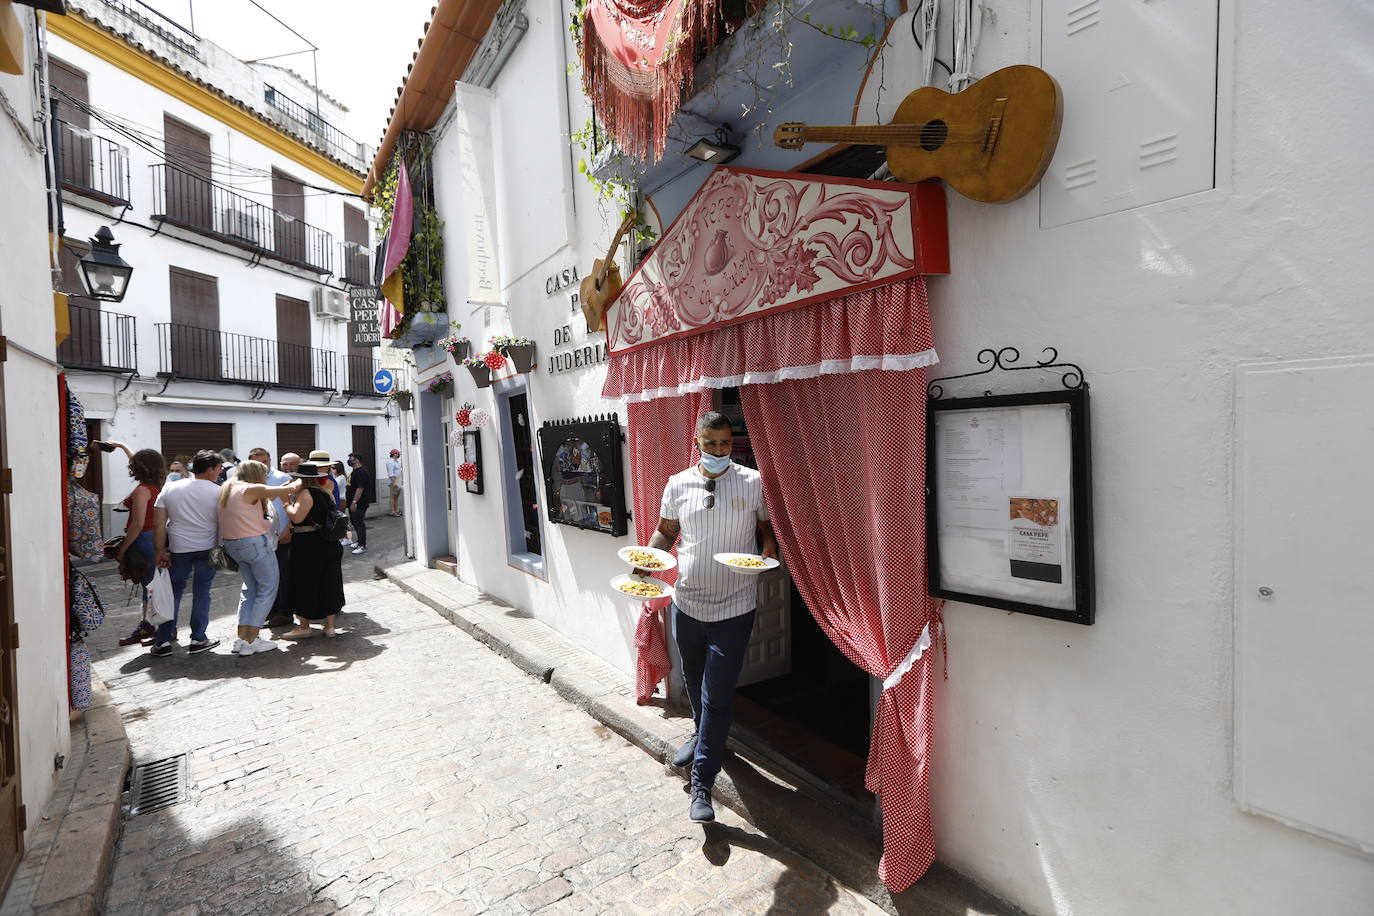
[160,421,233,467]
[275,294,311,388]
[343,205,369,283]
[272,168,306,265]
[49,57,92,189]
[168,267,220,379]
[163,115,212,229]
[346,343,373,393]
[351,425,377,502]
[275,424,316,464]
[56,242,101,369]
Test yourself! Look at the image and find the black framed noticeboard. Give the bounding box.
[537,415,629,537]
[462,430,483,495]
[926,387,1095,625]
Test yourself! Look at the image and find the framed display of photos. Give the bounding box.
[926,387,1095,625]
[462,430,483,495]
[537,415,629,537]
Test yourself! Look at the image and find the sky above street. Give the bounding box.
[137,0,437,149]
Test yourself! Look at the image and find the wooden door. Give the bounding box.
[0,348,28,895]
[738,557,794,687]
[168,268,219,378]
[272,168,306,265]
[275,294,311,388]
[350,425,376,503]
[48,56,92,189]
[162,115,212,230]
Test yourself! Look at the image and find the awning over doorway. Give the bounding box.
[602,166,946,402]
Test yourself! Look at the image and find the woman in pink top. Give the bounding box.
[218,460,299,656]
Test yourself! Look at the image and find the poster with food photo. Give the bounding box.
[1008,496,1063,583]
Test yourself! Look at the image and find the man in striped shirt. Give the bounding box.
[644,410,778,823]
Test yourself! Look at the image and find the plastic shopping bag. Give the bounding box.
[146,568,174,626]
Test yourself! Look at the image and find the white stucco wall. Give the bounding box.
[413,0,1374,911]
[0,8,74,848]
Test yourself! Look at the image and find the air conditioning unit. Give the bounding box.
[222,207,262,243]
[312,286,349,321]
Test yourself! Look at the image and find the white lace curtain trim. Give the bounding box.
[616,348,939,404]
[882,622,933,691]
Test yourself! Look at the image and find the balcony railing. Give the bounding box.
[344,354,384,397]
[149,163,334,274]
[339,241,372,286]
[97,0,200,58]
[155,323,337,391]
[55,120,131,205]
[263,85,367,171]
[57,302,137,373]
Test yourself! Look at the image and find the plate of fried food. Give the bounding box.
[610,574,675,601]
[617,545,677,573]
[713,552,780,576]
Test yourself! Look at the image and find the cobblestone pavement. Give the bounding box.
[85,515,882,915]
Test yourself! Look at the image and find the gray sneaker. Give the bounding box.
[689,784,714,823]
[671,734,697,768]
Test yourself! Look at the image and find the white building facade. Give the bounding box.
[383,0,1374,912]
[48,0,399,520]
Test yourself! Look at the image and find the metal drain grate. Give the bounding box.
[127,753,190,816]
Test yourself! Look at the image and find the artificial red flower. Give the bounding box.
[455,408,473,427]
[457,462,478,482]
[483,351,507,371]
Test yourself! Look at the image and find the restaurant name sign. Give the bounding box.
[349,285,381,348]
[605,166,928,355]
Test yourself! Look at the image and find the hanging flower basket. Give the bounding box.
[439,335,471,361]
[491,336,536,374]
[464,362,492,389]
[425,371,454,396]
[386,390,413,411]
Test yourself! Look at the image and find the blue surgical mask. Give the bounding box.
[699,453,732,474]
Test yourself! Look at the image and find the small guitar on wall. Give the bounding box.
[774,64,1063,203]
[579,211,638,333]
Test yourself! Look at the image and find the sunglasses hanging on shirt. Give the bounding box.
[704,477,716,508]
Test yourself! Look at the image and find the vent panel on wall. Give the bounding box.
[1039,1,1219,227]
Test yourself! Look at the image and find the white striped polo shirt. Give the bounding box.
[660,462,769,622]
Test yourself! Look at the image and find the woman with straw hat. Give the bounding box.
[281,461,345,638]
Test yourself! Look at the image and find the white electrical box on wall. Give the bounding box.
[1039,0,1220,227]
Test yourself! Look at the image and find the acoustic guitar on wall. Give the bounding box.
[774,64,1063,203]
[579,211,638,333]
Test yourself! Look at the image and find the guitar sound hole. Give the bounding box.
[920,120,948,152]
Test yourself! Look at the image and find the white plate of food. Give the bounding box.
[713,553,780,575]
[617,545,677,572]
[610,574,675,602]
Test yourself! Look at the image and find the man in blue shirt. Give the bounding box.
[249,447,296,627]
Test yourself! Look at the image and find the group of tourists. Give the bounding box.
[106,442,386,658]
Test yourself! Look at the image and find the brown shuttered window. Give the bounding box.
[161,422,233,468]
[168,267,220,379]
[49,57,93,190]
[343,204,369,284]
[275,424,316,465]
[163,115,212,229]
[56,241,101,369]
[272,168,306,265]
[275,294,312,388]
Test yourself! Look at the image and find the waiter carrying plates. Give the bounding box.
[642,410,778,823]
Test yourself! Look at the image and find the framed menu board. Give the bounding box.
[537,415,629,537]
[926,387,1095,624]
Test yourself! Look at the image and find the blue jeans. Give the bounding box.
[671,604,757,790]
[223,533,279,627]
[155,549,216,644]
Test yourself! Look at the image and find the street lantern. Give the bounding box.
[77,226,134,303]
[683,128,740,166]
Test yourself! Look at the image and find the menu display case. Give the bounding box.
[537,414,629,537]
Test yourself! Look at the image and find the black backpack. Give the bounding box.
[323,500,350,540]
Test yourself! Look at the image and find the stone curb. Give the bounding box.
[4,674,130,916]
[378,561,1027,916]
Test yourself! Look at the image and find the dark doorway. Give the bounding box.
[160,421,232,467]
[350,425,376,504]
[77,419,103,501]
[275,424,315,465]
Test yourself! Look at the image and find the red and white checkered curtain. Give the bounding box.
[607,276,941,888]
[741,367,941,892]
[626,391,714,703]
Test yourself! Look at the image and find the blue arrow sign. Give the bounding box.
[373,369,395,394]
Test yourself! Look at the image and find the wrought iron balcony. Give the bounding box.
[155,323,337,391]
[97,0,201,59]
[55,120,131,205]
[57,302,137,373]
[339,241,372,286]
[149,163,334,274]
[263,84,367,172]
[344,354,384,397]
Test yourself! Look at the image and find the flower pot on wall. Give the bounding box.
[502,344,536,374]
[392,391,413,411]
[452,341,471,361]
[466,364,492,389]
